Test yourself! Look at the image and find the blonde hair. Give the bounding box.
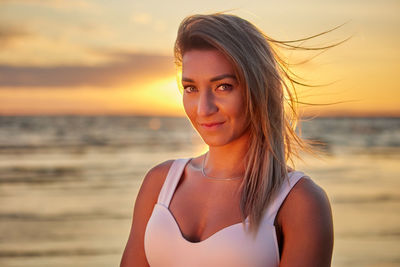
[174,13,343,235]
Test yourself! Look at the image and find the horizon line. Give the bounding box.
[1,112,400,118]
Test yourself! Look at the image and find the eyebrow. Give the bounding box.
[182,74,237,83]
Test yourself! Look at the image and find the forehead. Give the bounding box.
[182,49,235,78]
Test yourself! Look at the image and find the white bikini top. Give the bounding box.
[144,158,309,267]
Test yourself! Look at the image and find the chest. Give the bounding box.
[144,203,280,267]
[169,169,245,243]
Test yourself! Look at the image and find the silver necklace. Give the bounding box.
[201,152,243,181]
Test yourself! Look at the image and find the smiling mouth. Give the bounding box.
[200,121,225,129]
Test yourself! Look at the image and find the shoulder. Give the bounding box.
[139,159,175,202]
[130,159,178,218]
[277,175,334,266]
[144,159,175,184]
[279,175,333,230]
[120,159,175,266]
[133,159,176,218]
[288,176,331,212]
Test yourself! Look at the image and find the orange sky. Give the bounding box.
[0,0,399,117]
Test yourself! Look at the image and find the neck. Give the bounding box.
[205,131,250,179]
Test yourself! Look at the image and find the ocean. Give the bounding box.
[0,115,399,267]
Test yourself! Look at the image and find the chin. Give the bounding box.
[202,139,227,147]
[201,129,251,148]
[198,134,234,147]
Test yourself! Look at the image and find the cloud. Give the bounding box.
[0,18,120,66]
[0,51,176,88]
[0,0,99,11]
[0,25,31,47]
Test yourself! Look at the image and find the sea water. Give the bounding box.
[0,116,399,267]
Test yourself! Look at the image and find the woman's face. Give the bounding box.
[181,49,249,147]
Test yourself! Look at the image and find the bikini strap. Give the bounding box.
[264,171,310,225]
[157,158,190,207]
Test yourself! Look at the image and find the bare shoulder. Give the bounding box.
[131,159,175,221]
[278,176,334,267]
[280,176,333,230]
[139,159,175,203]
[133,160,174,221]
[131,159,175,228]
[120,159,174,267]
[288,177,331,213]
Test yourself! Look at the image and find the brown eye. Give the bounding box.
[217,84,233,91]
[183,85,197,93]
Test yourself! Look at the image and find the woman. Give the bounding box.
[121,13,333,267]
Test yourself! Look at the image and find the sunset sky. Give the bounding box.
[0,0,399,117]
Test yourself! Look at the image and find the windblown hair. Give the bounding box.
[174,13,344,235]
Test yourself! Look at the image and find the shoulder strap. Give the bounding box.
[264,171,310,224]
[157,158,190,207]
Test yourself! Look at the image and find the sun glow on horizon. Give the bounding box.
[0,77,186,116]
[127,77,185,116]
[0,1,399,117]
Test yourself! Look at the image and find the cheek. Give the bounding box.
[183,95,196,122]
[226,93,246,118]
[232,106,247,126]
[226,93,248,128]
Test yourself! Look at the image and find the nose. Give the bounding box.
[197,89,218,116]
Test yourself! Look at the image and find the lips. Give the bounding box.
[199,121,225,129]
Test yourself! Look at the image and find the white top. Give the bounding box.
[144,158,309,267]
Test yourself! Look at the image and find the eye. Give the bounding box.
[216,83,233,91]
[183,85,197,93]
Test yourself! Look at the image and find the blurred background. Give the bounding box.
[0,0,399,266]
